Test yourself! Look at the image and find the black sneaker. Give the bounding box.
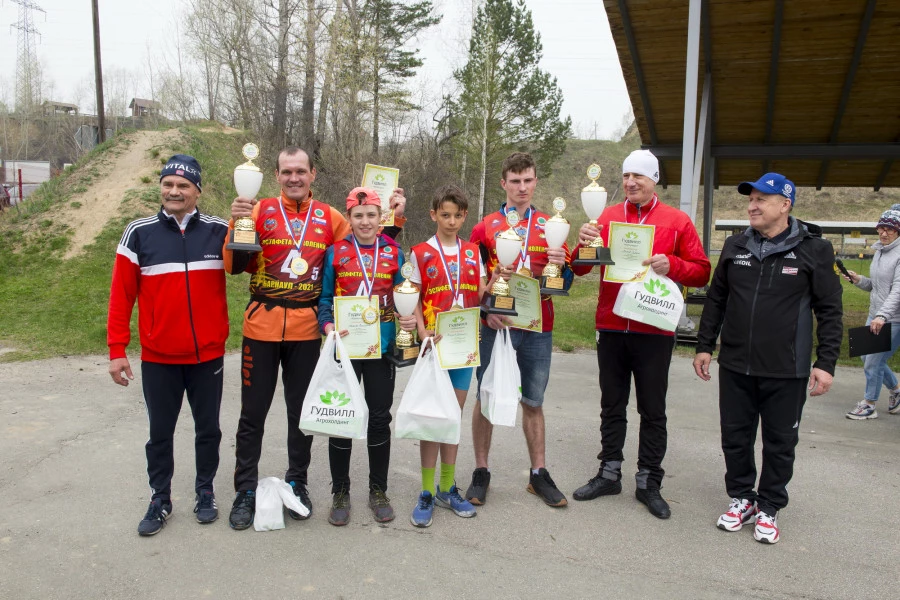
[288,481,312,520]
[229,490,255,530]
[328,489,351,526]
[526,468,568,507]
[368,486,395,523]
[138,498,172,536]
[635,487,671,519]
[573,470,622,501]
[465,467,491,505]
[194,489,218,524]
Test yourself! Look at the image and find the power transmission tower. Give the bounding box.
[11,0,46,115]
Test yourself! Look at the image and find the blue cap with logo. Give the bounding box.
[737,172,795,205]
[160,154,202,191]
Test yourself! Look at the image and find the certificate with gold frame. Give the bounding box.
[334,296,381,359]
[362,164,399,227]
[434,307,481,369]
[603,222,655,283]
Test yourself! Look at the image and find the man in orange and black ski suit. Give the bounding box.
[223,146,405,529]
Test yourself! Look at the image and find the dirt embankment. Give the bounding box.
[63,129,185,259]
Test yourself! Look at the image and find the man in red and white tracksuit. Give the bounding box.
[107,154,229,536]
[571,150,711,519]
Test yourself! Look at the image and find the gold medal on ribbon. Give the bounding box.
[290,256,309,276]
[517,266,532,278]
[361,306,379,325]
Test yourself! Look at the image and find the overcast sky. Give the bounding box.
[0,0,632,139]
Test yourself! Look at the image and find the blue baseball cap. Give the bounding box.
[738,172,795,205]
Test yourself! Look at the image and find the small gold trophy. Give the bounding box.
[573,163,615,266]
[540,197,570,296]
[227,143,264,252]
[387,262,420,367]
[484,211,522,316]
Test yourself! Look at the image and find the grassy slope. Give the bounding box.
[0,126,893,370]
[0,125,265,361]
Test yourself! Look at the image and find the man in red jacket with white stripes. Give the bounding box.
[570,149,711,519]
[107,154,230,536]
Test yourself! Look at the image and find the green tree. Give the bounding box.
[363,0,440,156]
[450,0,571,218]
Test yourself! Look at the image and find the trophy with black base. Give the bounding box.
[540,197,570,296]
[483,211,522,316]
[226,143,264,252]
[573,163,614,266]
[387,262,420,367]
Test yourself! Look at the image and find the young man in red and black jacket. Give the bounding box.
[467,152,571,509]
[108,154,230,536]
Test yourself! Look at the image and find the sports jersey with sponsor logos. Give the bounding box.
[318,234,406,354]
[470,206,570,332]
[410,237,485,331]
[223,193,351,341]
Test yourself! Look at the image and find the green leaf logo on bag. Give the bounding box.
[320,390,351,407]
[643,278,670,297]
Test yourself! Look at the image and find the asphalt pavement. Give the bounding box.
[1,351,897,599]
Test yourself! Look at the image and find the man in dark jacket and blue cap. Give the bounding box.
[693,173,843,544]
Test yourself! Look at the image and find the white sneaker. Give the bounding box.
[846,401,878,420]
[753,510,780,544]
[889,389,900,414]
[716,498,758,531]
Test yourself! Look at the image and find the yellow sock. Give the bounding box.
[439,462,456,492]
[421,467,435,495]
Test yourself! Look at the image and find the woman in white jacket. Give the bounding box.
[845,204,900,419]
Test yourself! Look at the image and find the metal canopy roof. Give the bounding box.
[604,0,900,190]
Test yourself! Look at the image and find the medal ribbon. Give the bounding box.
[625,195,658,225]
[278,199,314,257]
[503,205,532,267]
[434,236,462,306]
[352,235,380,299]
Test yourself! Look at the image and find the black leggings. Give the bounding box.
[233,338,320,491]
[328,357,396,493]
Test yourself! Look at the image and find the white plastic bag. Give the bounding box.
[299,331,369,439]
[612,271,684,332]
[253,477,310,531]
[395,338,462,444]
[480,327,521,427]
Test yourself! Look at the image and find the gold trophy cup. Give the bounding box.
[483,211,522,316]
[573,163,615,266]
[540,197,570,296]
[227,143,264,252]
[387,262,420,367]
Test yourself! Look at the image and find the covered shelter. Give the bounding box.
[602,0,900,251]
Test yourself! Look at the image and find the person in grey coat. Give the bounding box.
[844,204,900,420]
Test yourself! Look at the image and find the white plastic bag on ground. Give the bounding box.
[299,331,369,439]
[395,338,462,444]
[254,477,284,531]
[480,327,521,427]
[613,271,684,332]
[254,477,309,532]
